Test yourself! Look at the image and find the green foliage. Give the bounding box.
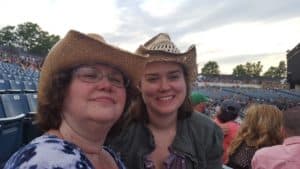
[0,26,17,49]
[263,61,286,78]
[232,64,247,77]
[232,61,263,77]
[0,22,60,56]
[201,61,220,75]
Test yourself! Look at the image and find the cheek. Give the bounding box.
[63,83,87,108]
[116,89,127,107]
[174,80,187,94]
[139,83,157,100]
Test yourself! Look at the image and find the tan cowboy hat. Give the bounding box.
[135,33,197,81]
[39,30,146,103]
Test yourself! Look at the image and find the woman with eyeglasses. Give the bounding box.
[4,30,145,169]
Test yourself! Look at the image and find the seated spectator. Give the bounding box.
[252,106,300,169]
[226,104,283,169]
[190,91,209,114]
[4,30,145,169]
[214,99,241,163]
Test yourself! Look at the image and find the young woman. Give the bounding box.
[226,104,284,169]
[4,30,145,169]
[106,33,223,169]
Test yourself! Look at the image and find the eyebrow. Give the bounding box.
[144,69,182,76]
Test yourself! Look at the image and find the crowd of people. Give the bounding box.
[1,30,300,169]
[0,49,43,72]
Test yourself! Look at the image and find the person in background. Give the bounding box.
[190,91,209,114]
[4,30,146,169]
[213,99,241,163]
[106,33,223,169]
[226,104,283,169]
[252,106,300,169]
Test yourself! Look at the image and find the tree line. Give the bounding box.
[0,22,60,56]
[0,22,287,78]
[201,61,287,78]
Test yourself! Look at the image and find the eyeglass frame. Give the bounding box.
[72,64,130,88]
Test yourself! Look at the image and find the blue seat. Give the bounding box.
[23,81,37,92]
[0,97,24,167]
[0,79,10,93]
[26,93,38,112]
[9,80,25,93]
[1,94,30,117]
[1,74,14,80]
[24,93,42,144]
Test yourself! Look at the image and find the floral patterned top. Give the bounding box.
[4,134,126,169]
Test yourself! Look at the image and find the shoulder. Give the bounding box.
[186,112,220,131]
[253,144,283,159]
[182,112,223,144]
[225,121,240,131]
[4,135,93,169]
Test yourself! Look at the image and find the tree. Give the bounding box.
[15,22,60,55]
[277,61,287,78]
[201,61,220,75]
[263,66,278,78]
[244,61,263,77]
[0,26,17,50]
[0,22,60,56]
[263,61,287,78]
[232,64,247,77]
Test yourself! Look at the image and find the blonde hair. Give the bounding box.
[227,104,283,156]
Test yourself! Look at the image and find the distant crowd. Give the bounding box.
[0,49,43,72]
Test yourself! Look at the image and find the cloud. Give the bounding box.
[140,0,185,18]
[0,0,121,36]
[1,0,300,74]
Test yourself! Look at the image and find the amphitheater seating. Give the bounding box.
[0,97,25,168]
[23,81,37,92]
[1,94,30,117]
[8,80,25,93]
[0,79,10,93]
[26,93,38,112]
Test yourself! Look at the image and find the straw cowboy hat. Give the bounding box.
[135,33,197,81]
[39,30,146,103]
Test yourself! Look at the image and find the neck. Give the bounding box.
[53,120,108,154]
[147,111,177,131]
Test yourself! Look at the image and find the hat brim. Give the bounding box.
[136,45,197,81]
[39,30,145,103]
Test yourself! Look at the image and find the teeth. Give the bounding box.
[159,96,173,101]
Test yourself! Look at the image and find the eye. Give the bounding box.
[108,74,124,85]
[76,67,99,82]
[168,74,180,81]
[82,72,98,79]
[145,76,159,82]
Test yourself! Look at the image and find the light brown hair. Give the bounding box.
[227,104,284,156]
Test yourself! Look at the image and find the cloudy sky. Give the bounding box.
[1,0,300,74]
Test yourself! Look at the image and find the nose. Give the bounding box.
[95,76,113,91]
[159,78,171,91]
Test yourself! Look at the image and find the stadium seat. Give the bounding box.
[23,81,37,92]
[8,80,25,93]
[1,94,30,117]
[24,93,42,144]
[1,74,14,80]
[0,97,25,168]
[0,79,10,93]
[25,93,38,112]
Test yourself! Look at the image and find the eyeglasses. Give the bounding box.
[73,66,130,88]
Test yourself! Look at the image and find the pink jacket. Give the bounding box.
[252,136,300,169]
